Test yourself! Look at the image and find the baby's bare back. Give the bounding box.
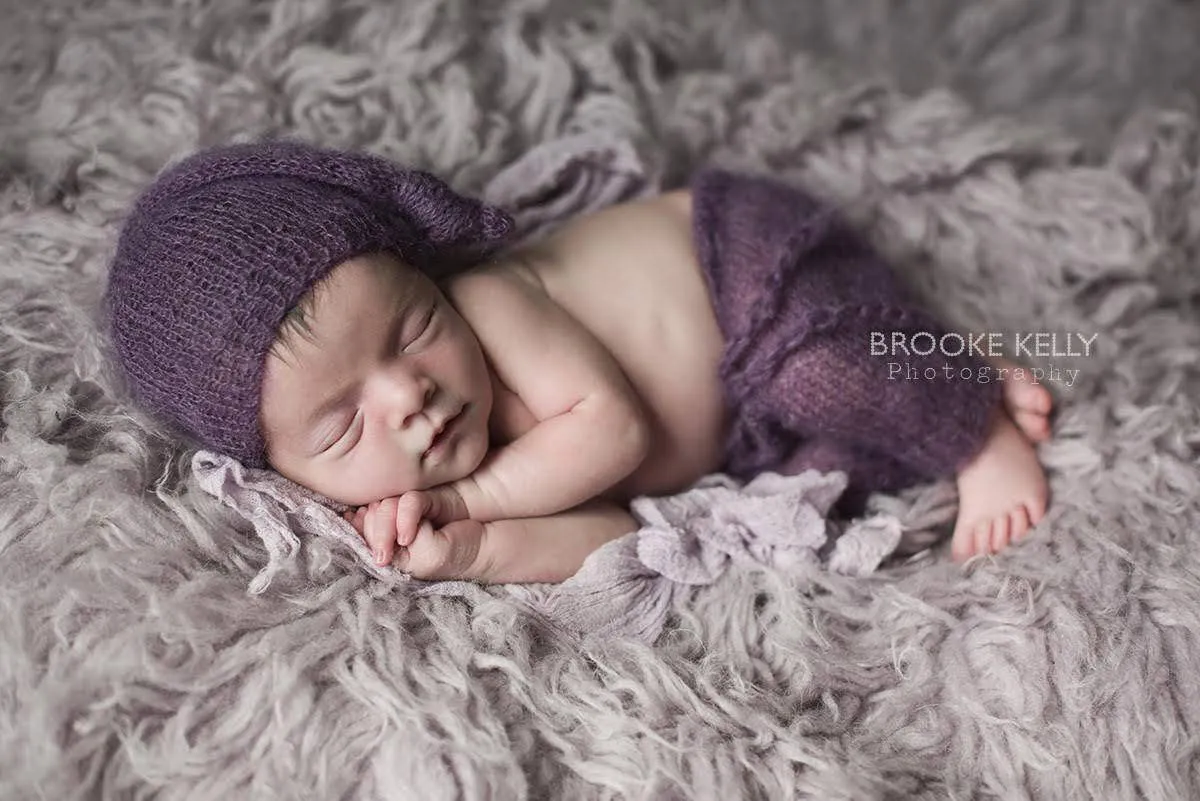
[493,190,729,498]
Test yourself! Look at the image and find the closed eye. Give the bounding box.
[402,304,438,352]
[320,410,362,454]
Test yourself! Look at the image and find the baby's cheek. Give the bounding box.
[341,447,420,503]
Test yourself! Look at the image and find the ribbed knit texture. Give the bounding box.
[691,169,1001,511]
[103,140,514,467]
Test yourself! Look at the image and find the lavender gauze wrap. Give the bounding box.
[103,139,514,467]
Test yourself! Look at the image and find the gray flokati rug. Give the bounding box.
[3,1,1200,799]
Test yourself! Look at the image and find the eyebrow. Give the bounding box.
[298,286,414,432]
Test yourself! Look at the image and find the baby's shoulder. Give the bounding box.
[445,250,545,303]
[442,252,553,332]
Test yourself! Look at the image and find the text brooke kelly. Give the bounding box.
[870,331,1099,359]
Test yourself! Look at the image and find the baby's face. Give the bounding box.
[259,253,493,506]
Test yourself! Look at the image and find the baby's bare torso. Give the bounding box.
[487,190,729,498]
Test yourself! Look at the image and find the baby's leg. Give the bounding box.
[696,169,1047,556]
[951,406,1049,561]
[755,306,1001,489]
[755,310,1053,560]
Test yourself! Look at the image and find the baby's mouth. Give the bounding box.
[423,406,464,458]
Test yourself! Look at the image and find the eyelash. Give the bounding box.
[323,410,360,453]
[403,304,437,351]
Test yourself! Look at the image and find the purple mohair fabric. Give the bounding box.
[691,169,1001,513]
[103,140,514,468]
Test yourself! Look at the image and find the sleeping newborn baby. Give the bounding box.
[105,140,1051,583]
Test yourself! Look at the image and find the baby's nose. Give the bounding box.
[369,371,435,429]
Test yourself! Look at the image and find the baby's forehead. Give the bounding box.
[322,252,427,306]
[272,253,422,352]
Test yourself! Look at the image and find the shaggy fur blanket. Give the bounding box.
[3,1,1200,799]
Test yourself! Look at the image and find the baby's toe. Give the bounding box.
[1006,381,1051,420]
[1010,506,1031,541]
[1014,410,1051,442]
[1027,491,1049,526]
[1026,383,1053,413]
[989,515,1011,554]
[952,521,978,562]
[973,522,994,560]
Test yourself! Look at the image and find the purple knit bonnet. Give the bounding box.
[104,140,514,468]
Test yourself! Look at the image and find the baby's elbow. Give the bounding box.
[616,404,652,473]
[583,392,652,480]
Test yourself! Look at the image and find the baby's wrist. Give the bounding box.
[447,475,495,521]
[434,483,469,521]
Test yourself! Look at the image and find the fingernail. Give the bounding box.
[373,549,386,566]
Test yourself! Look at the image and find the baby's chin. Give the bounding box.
[422,416,490,488]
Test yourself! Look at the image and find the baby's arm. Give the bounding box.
[352,501,638,583]
[442,266,651,522]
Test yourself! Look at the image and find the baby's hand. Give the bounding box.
[343,487,469,568]
[391,486,469,552]
[342,502,485,579]
[398,518,487,580]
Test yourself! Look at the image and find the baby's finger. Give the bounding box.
[399,523,451,579]
[394,494,426,548]
[365,501,394,567]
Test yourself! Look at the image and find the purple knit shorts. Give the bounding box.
[690,169,1001,513]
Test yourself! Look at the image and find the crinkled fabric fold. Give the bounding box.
[194,450,903,644]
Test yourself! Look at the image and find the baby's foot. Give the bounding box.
[993,357,1054,442]
[951,409,1049,562]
